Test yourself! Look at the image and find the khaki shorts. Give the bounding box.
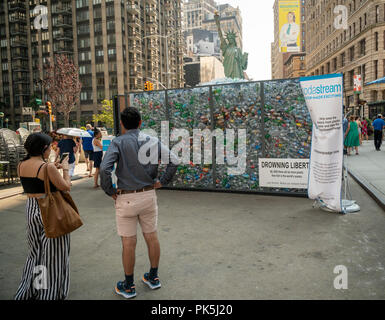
[115,190,158,237]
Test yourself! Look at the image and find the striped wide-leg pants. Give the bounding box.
[14,198,71,300]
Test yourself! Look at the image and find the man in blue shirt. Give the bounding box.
[100,107,177,299]
[82,124,94,176]
[57,135,78,176]
[372,114,385,151]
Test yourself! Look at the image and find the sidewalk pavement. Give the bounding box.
[1,174,385,299]
[0,163,90,200]
[345,140,385,210]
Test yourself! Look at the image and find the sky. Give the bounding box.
[215,0,275,81]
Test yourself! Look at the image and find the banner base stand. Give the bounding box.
[312,199,361,214]
[341,199,361,214]
[312,200,341,214]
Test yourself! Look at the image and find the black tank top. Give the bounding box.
[20,163,58,194]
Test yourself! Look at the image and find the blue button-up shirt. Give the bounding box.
[373,118,385,131]
[100,129,178,196]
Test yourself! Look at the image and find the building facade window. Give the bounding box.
[360,39,365,56]
[350,46,355,61]
[94,8,102,19]
[76,0,88,8]
[96,63,103,73]
[376,5,380,23]
[94,21,102,33]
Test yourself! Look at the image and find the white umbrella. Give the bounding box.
[57,128,92,138]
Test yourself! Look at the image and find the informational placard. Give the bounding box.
[300,74,344,213]
[259,158,309,189]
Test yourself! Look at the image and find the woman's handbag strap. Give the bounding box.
[43,164,51,195]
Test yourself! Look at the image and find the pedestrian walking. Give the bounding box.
[74,137,81,165]
[82,124,94,177]
[361,118,369,142]
[92,128,103,188]
[372,114,385,151]
[15,133,72,300]
[56,135,78,177]
[343,116,349,155]
[344,115,360,155]
[355,116,362,145]
[100,107,177,299]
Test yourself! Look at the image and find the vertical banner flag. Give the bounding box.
[353,74,362,94]
[279,0,301,53]
[300,74,344,212]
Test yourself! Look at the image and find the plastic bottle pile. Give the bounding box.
[212,82,263,191]
[130,91,167,134]
[168,87,212,189]
[261,79,312,193]
[130,79,312,194]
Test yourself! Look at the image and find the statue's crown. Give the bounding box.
[226,31,237,40]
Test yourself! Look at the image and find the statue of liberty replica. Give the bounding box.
[214,12,248,79]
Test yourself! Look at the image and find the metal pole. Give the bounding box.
[49,111,53,132]
[166,35,170,88]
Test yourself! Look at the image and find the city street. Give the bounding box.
[0,172,384,300]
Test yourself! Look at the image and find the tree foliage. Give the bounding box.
[42,54,82,127]
[93,99,114,129]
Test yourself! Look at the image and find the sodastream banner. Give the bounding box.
[300,74,344,212]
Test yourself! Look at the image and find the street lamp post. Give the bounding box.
[146,77,167,89]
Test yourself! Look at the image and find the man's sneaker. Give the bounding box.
[142,273,161,290]
[115,281,137,299]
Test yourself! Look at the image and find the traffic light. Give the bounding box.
[45,101,52,114]
[144,81,154,91]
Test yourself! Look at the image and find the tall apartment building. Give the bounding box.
[271,0,306,79]
[305,0,385,117]
[183,0,217,32]
[0,0,184,129]
[202,3,243,50]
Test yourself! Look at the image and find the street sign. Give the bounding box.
[36,99,42,105]
[22,107,33,115]
[39,105,46,110]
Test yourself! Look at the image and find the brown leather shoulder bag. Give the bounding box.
[37,164,83,238]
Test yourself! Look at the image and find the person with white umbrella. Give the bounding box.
[55,128,91,177]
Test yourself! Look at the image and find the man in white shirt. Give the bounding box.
[280,12,300,51]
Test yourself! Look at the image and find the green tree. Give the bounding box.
[93,99,114,129]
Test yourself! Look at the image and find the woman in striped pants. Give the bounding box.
[15,133,72,300]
